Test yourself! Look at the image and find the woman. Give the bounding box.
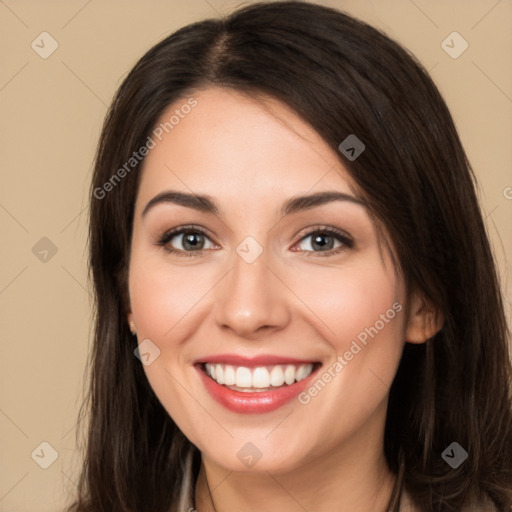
[67,1,512,511]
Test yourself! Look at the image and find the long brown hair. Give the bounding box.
[66,2,512,510]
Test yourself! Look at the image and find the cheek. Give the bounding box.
[288,258,405,438]
[128,253,209,341]
[128,254,207,431]
[294,257,401,352]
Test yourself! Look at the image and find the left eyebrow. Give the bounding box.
[281,191,367,215]
[141,190,367,218]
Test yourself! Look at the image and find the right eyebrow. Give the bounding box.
[142,191,219,217]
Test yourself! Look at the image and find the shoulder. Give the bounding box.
[399,489,499,512]
[399,489,419,512]
[469,492,500,511]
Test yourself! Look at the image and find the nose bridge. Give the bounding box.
[214,234,289,336]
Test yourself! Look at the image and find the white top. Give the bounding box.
[176,444,497,512]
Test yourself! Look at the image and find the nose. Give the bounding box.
[213,244,291,339]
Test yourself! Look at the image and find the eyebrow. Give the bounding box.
[141,190,367,218]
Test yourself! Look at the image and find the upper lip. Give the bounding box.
[195,354,320,367]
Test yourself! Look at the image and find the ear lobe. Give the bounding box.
[127,312,136,335]
[405,290,444,344]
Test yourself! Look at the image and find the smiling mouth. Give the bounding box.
[198,362,322,392]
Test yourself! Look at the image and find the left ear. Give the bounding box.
[405,289,444,344]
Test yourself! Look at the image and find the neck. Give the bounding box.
[193,405,397,512]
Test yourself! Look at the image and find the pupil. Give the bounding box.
[184,232,203,250]
[313,234,332,251]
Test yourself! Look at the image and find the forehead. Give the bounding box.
[135,86,362,208]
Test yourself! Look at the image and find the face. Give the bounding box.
[127,86,412,474]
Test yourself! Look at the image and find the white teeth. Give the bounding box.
[235,367,252,387]
[223,365,236,385]
[284,365,295,385]
[270,365,285,386]
[295,364,310,381]
[252,367,270,388]
[215,365,224,385]
[204,362,315,389]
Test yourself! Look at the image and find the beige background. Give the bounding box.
[0,0,511,510]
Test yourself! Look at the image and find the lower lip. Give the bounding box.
[196,364,320,414]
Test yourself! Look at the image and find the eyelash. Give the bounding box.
[156,224,354,258]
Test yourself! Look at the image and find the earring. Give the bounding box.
[129,321,137,335]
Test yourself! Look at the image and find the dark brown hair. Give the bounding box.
[66,1,512,511]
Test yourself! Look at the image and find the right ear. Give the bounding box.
[405,288,444,344]
[127,311,136,335]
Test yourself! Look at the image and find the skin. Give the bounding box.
[127,87,443,512]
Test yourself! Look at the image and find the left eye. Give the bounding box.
[296,230,346,253]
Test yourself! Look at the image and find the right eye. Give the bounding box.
[157,225,216,257]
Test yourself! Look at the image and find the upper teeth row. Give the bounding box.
[205,363,314,388]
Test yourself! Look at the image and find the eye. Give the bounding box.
[156,225,215,257]
[156,224,354,258]
[293,226,354,256]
